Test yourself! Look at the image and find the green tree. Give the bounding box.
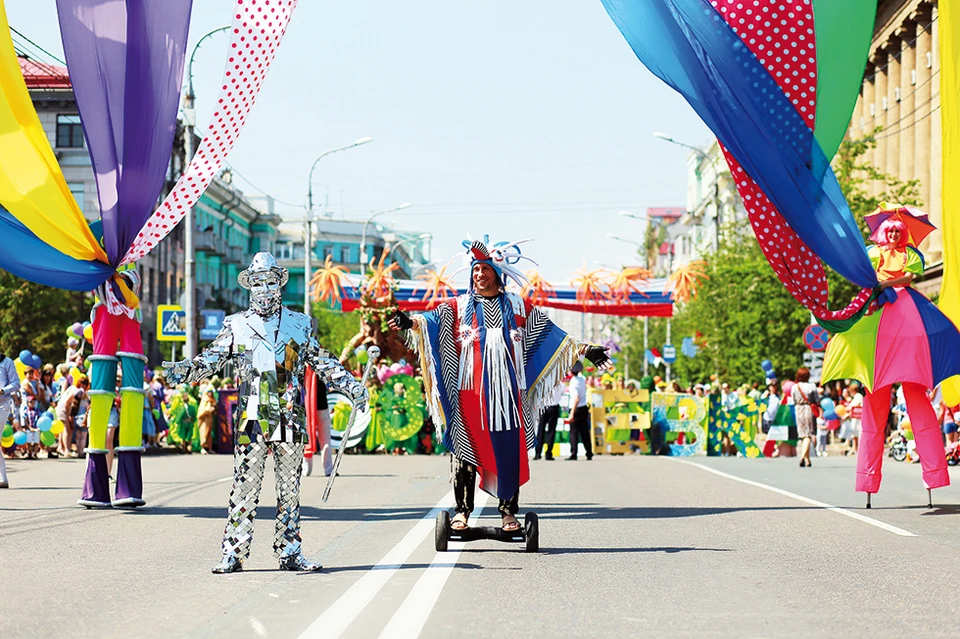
[619,132,921,386]
[312,303,360,356]
[0,273,90,366]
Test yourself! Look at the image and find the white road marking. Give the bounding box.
[377,494,491,639]
[297,491,454,639]
[672,459,917,537]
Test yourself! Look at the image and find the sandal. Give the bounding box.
[501,514,521,532]
[451,513,469,531]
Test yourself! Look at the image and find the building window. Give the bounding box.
[67,182,84,214]
[341,246,351,263]
[56,114,84,148]
[276,241,292,260]
[324,245,333,259]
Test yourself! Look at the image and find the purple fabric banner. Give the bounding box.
[56,0,193,265]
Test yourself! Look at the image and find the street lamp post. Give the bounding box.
[653,132,724,253]
[608,232,651,376]
[182,25,230,359]
[304,137,374,316]
[360,203,412,265]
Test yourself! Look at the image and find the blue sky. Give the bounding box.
[8,0,712,282]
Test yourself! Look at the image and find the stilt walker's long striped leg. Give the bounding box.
[79,355,117,508]
[114,351,147,507]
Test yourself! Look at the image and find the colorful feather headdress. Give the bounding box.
[457,234,536,290]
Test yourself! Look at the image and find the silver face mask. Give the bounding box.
[249,274,282,316]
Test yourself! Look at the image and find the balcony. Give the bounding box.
[225,246,245,265]
[195,231,227,256]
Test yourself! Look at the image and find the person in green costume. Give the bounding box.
[167,385,198,453]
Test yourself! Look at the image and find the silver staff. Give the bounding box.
[322,346,380,502]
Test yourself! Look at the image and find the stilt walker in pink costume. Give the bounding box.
[80,264,146,508]
[823,211,960,505]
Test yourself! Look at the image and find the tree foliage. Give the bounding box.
[619,133,922,386]
[0,272,90,366]
[312,303,361,356]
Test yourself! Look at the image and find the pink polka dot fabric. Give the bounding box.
[121,0,299,265]
[711,0,873,320]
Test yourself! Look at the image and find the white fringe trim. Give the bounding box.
[528,336,585,415]
[482,331,517,432]
[511,328,526,390]
[457,325,476,390]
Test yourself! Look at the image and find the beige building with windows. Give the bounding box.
[849,0,942,295]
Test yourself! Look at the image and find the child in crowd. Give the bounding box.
[20,395,41,459]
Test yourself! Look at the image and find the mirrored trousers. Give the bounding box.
[221,441,305,560]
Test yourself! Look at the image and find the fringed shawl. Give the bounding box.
[408,291,583,498]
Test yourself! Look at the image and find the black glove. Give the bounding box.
[584,345,610,368]
[391,310,413,331]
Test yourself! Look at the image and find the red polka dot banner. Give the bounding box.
[712,0,874,322]
[122,0,299,265]
[600,0,881,324]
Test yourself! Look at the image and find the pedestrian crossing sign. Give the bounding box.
[158,305,187,342]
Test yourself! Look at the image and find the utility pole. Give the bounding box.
[182,25,230,358]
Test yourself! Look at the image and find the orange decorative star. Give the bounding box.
[608,266,652,302]
[521,270,556,305]
[667,260,709,303]
[309,255,352,305]
[361,247,400,303]
[571,268,612,306]
[413,265,459,306]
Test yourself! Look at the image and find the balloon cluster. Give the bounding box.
[14,350,42,378]
[820,396,839,421]
[377,361,414,384]
[760,359,776,383]
[0,413,65,449]
[66,321,93,342]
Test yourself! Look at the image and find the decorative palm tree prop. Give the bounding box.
[521,270,556,305]
[309,255,352,305]
[413,265,458,306]
[608,266,653,302]
[571,267,613,306]
[666,260,709,303]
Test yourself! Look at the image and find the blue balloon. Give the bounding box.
[13,431,27,446]
[761,359,773,371]
[37,414,53,431]
[29,354,42,370]
[18,349,31,363]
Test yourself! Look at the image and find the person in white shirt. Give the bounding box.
[567,361,592,461]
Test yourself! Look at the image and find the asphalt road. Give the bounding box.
[2,450,959,639]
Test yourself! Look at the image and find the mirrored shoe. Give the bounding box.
[278,554,322,572]
[211,555,243,574]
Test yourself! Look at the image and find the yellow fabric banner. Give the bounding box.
[939,2,960,404]
[0,2,106,263]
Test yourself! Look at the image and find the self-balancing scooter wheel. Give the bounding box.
[435,510,450,552]
[524,512,539,553]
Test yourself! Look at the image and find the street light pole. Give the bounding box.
[182,25,230,359]
[653,132,724,253]
[360,203,412,265]
[304,137,374,316]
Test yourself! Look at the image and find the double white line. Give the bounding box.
[298,492,490,639]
